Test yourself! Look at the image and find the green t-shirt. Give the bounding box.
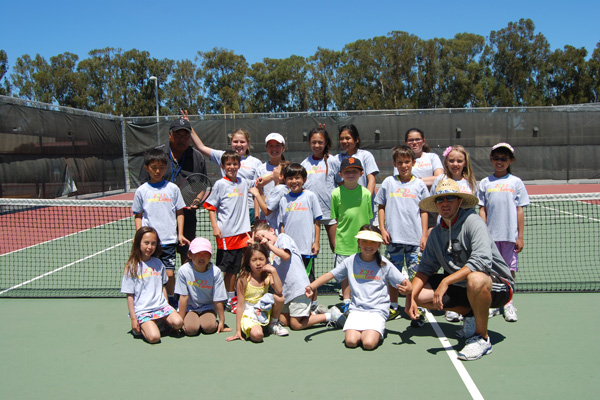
[330,185,373,255]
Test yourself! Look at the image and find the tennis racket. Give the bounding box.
[179,173,212,208]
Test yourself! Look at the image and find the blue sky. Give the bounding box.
[2,0,599,72]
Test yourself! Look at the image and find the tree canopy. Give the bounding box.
[2,19,598,116]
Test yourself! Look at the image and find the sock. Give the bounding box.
[390,302,398,310]
[227,291,235,301]
[269,317,277,325]
[325,312,332,322]
[312,300,318,306]
[344,299,351,305]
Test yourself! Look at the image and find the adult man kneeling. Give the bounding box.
[406,179,514,361]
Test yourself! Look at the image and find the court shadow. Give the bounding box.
[303,326,341,343]
[425,329,506,355]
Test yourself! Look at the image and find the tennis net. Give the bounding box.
[1,193,599,297]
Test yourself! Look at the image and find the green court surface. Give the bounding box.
[1,293,598,399]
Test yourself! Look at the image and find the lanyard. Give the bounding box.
[170,151,186,182]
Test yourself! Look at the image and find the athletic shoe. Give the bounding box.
[488,308,501,319]
[328,306,346,329]
[455,315,476,338]
[457,334,493,361]
[339,301,350,315]
[410,307,426,327]
[388,307,401,321]
[226,296,238,314]
[312,304,329,315]
[267,321,289,336]
[445,311,462,323]
[503,303,518,322]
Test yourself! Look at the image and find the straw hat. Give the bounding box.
[419,179,479,213]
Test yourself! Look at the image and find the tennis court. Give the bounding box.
[1,186,599,399]
[1,293,598,399]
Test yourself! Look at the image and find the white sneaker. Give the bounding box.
[327,306,346,329]
[488,308,501,319]
[445,311,462,323]
[457,334,492,361]
[268,322,289,336]
[455,316,476,338]
[503,304,518,322]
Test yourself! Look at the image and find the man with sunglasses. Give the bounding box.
[406,179,514,361]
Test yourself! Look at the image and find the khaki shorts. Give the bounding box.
[282,294,311,318]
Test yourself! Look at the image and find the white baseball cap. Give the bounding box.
[265,133,285,145]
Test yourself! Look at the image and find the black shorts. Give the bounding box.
[427,273,513,309]
[159,244,177,271]
[303,256,316,282]
[216,248,244,274]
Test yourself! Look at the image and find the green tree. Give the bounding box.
[484,18,550,106]
[197,48,249,113]
[307,47,341,111]
[0,50,10,95]
[77,48,121,114]
[547,45,591,105]
[164,59,204,114]
[437,33,486,108]
[336,38,381,110]
[77,48,173,116]
[10,54,53,103]
[588,42,600,103]
[49,52,84,108]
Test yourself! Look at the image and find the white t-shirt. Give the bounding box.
[478,174,530,243]
[174,262,227,313]
[301,155,340,219]
[210,149,261,209]
[394,152,442,178]
[204,177,252,238]
[278,190,323,255]
[330,253,408,320]
[271,234,310,304]
[334,149,379,188]
[374,176,428,246]
[120,257,169,318]
[132,181,186,245]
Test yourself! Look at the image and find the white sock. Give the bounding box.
[325,312,332,322]
[391,302,398,310]
[227,292,235,300]
[344,299,351,305]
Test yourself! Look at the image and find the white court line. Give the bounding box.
[0,238,132,295]
[529,203,600,223]
[424,310,485,400]
[0,216,133,257]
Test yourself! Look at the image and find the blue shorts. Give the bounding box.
[386,243,419,278]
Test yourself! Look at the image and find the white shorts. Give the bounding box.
[282,294,311,318]
[320,217,337,226]
[343,311,386,338]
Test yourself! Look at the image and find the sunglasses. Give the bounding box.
[491,156,509,162]
[434,195,458,204]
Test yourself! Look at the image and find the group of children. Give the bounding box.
[122,122,529,349]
